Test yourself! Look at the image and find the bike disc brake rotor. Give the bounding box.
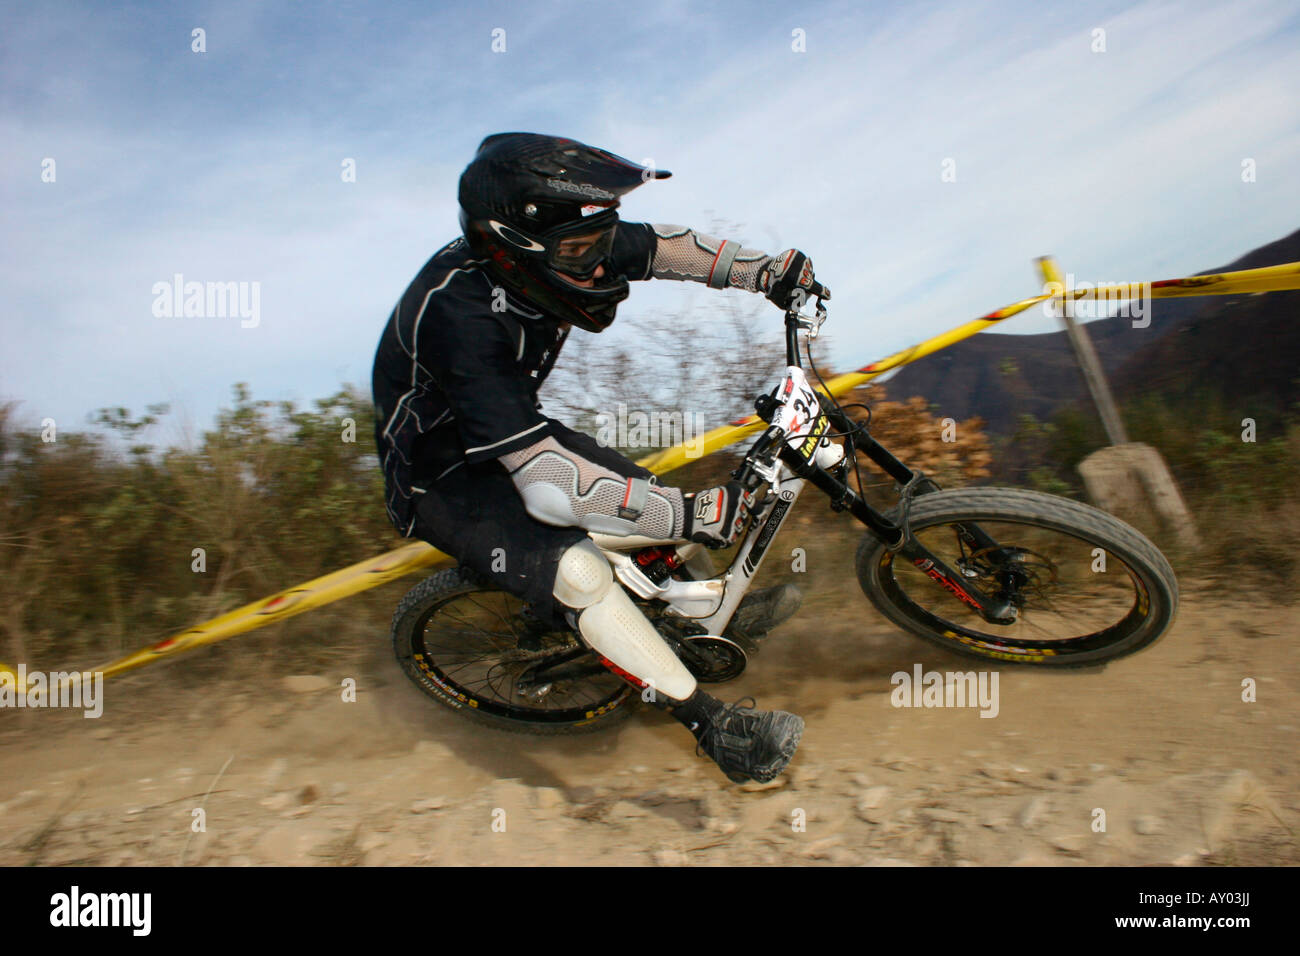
[889,519,1150,654]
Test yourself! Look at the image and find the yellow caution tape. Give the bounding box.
[8,258,1296,684]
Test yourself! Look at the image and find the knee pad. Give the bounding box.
[552,540,696,702]
[553,539,613,609]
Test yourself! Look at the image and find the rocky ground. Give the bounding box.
[1,579,1296,866]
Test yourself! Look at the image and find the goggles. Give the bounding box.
[537,205,619,279]
[547,229,616,278]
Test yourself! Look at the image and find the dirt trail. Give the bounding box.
[2,583,1296,866]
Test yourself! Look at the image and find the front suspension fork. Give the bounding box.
[778,444,1018,624]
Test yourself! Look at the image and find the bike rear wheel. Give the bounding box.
[392,566,634,734]
[856,487,1178,667]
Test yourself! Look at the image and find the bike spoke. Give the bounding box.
[896,519,1145,647]
[410,587,625,719]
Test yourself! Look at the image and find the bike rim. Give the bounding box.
[877,517,1156,662]
[409,588,630,724]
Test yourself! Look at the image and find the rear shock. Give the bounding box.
[631,546,684,585]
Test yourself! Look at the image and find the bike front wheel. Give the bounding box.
[856,487,1178,667]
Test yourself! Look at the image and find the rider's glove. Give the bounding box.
[682,481,756,549]
[758,249,829,309]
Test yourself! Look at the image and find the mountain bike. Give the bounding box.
[392,295,1178,733]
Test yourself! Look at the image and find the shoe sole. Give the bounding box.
[744,714,805,784]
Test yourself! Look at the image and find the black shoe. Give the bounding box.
[725,584,802,644]
[692,696,804,784]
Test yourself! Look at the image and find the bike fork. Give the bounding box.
[780,445,1019,625]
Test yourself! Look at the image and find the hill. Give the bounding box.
[881,228,1300,433]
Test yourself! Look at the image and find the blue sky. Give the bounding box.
[3,0,1298,447]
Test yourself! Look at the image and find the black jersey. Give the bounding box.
[372,223,656,534]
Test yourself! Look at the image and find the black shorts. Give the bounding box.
[409,419,653,626]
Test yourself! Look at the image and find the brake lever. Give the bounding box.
[808,295,828,340]
[784,292,829,339]
[733,424,784,490]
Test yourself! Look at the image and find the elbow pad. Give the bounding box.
[499,436,685,539]
[650,224,773,292]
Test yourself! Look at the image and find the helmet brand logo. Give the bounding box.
[488,220,546,252]
[546,178,615,200]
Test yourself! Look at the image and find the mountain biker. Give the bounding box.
[371,132,826,783]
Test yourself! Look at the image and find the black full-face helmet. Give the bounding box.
[458,133,670,332]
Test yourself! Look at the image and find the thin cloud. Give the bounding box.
[1,0,1296,440]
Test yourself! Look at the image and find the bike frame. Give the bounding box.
[590,302,1021,634]
[591,462,809,634]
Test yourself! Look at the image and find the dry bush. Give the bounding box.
[843,384,992,487]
